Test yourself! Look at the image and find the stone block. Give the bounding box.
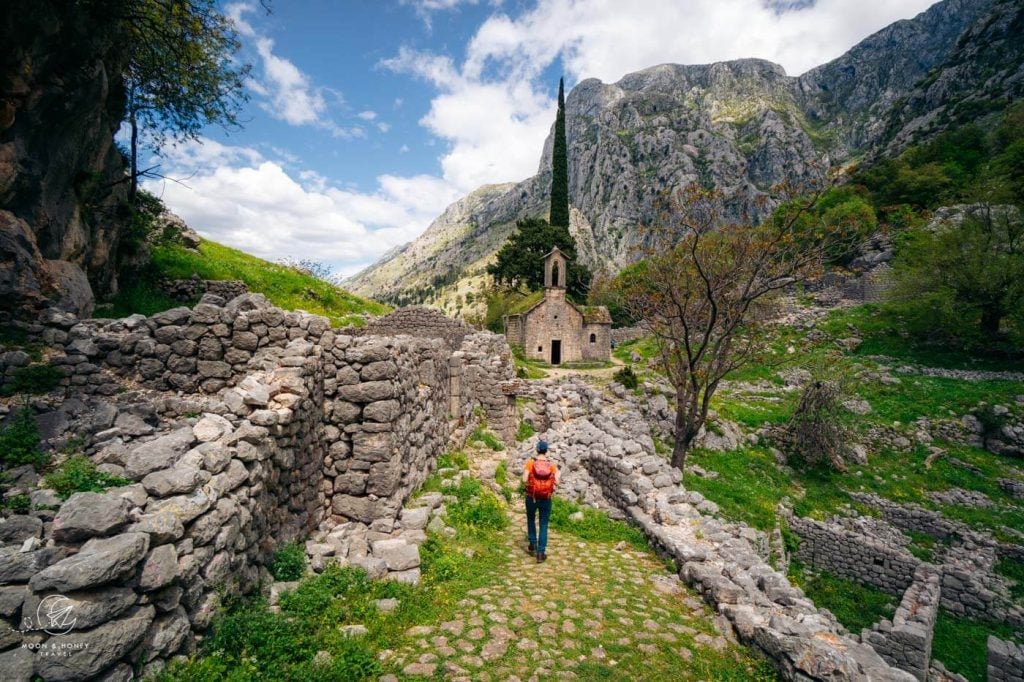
[30,533,150,592]
[52,491,132,541]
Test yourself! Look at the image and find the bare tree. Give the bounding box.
[620,184,847,471]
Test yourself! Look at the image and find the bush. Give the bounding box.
[269,541,307,581]
[613,365,639,389]
[1,364,62,396]
[780,376,853,471]
[0,408,47,468]
[1,494,31,513]
[43,456,130,500]
[444,478,508,532]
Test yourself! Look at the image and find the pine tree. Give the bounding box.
[549,77,570,228]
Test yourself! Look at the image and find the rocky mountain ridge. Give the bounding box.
[346,0,1018,315]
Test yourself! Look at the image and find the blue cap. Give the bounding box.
[536,440,548,452]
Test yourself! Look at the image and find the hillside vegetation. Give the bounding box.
[101,238,389,327]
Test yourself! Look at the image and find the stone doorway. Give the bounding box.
[551,339,561,365]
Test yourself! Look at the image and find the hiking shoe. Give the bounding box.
[537,552,546,563]
[528,543,535,553]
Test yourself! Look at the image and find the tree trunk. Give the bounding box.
[980,307,1002,337]
[129,111,138,201]
[671,400,696,471]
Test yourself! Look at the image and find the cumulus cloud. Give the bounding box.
[145,139,461,276]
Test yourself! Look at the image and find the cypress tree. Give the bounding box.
[549,77,570,228]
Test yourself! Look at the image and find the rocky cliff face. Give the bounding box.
[346,0,1018,315]
[0,1,132,318]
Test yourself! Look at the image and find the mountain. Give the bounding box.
[345,0,1018,316]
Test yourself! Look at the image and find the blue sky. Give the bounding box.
[145,0,939,279]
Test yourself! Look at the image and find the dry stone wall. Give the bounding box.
[989,636,1024,682]
[0,297,515,680]
[862,565,942,681]
[788,514,921,595]
[159,277,248,304]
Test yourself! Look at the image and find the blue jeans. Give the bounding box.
[525,496,552,553]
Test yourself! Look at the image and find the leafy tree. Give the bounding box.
[549,77,570,228]
[121,0,251,198]
[888,204,1024,341]
[618,185,850,471]
[486,218,591,299]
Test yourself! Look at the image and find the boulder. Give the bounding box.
[0,514,43,543]
[370,539,420,571]
[141,464,205,497]
[30,533,150,592]
[33,605,155,681]
[51,492,131,542]
[124,428,196,479]
[22,586,136,631]
[126,511,185,544]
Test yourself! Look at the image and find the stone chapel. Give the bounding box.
[502,246,611,364]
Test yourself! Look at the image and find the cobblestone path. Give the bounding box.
[386,475,775,681]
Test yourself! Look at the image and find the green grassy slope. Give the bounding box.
[101,240,390,326]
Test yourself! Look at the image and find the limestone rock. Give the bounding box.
[31,533,150,592]
[124,428,196,479]
[51,492,131,542]
[33,605,155,681]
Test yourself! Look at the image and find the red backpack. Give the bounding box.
[527,458,556,500]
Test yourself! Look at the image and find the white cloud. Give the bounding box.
[357,110,378,121]
[145,138,461,277]
[400,144,411,153]
[377,122,392,133]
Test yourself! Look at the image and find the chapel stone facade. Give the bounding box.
[503,247,611,364]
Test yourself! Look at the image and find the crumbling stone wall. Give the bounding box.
[0,295,516,679]
[359,306,472,348]
[787,514,921,594]
[988,636,1024,682]
[863,565,942,681]
[159,277,248,304]
[610,326,645,346]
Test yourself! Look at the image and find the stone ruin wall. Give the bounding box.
[159,277,249,305]
[862,565,942,682]
[0,297,515,680]
[989,636,1024,682]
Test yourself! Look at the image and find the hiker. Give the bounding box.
[523,440,559,562]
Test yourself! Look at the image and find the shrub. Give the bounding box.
[780,376,853,471]
[0,408,47,468]
[269,541,307,581]
[1,494,31,513]
[43,456,130,500]
[613,365,639,389]
[1,364,62,396]
[515,420,536,442]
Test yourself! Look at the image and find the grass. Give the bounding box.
[684,447,799,531]
[548,497,651,551]
[932,612,1021,681]
[787,562,896,633]
[817,304,1022,372]
[995,556,1024,605]
[515,419,536,442]
[43,456,130,500]
[467,426,504,451]
[511,344,549,379]
[101,240,389,326]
